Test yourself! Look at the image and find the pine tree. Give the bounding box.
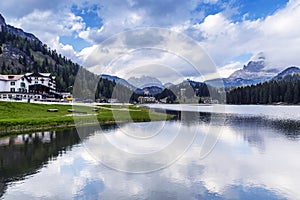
[293,83,299,104]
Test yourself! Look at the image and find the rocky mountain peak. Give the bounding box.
[243,60,265,72]
[228,52,278,80]
[243,52,266,72]
[0,13,41,43]
[0,14,6,25]
[0,14,6,31]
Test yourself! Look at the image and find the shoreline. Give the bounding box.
[0,119,158,138]
[0,101,172,137]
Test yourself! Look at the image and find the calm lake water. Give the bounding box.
[0,105,300,199]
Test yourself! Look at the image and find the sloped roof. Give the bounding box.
[26,72,51,77]
[39,73,51,77]
[0,74,24,81]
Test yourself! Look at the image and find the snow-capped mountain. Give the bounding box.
[206,52,279,88]
[164,82,174,88]
[227,53,278,85]
[127,75,164,89]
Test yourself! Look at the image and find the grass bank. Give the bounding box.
[0,101,171,136]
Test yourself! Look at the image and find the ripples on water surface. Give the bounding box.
[0,105,299,199]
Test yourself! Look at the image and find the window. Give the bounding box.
[10,82,15,86]
[20,82,25,88]
[10,88,15,92]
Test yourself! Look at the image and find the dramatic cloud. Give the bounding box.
[80,28,220,83]
[0,0,66,18]
[191,0,300,71]
[1,0,299,79]
[78,0,300,78]
[4,8,85,62]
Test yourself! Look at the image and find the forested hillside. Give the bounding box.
[0,25,137,101]
[0,26,81,92]
[226,80,300,104]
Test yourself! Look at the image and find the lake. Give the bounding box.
[0,105,300,199]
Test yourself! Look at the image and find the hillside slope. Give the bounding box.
[0,13,136,101]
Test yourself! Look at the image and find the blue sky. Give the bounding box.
[0,0,299,80]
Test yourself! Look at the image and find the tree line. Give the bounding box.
[226,80,300,104]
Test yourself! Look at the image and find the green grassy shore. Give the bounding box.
[0,101,170,136]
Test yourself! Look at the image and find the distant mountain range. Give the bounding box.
[98,75,165,95]
[127,75,164,89]
[101,52,299,95]
[100,62,300,96]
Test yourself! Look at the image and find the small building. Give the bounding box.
[0,74,30,93]
[201,97,219,104]
[25,72,56,95]
[138,96,156,104]
[107,98,118,103]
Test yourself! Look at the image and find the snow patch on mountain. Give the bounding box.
[228,52,278,80]
[127,76,164,89]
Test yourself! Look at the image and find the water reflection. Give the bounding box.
[0,111,300,199]
[0,125,112,198]
[0,129,79,197]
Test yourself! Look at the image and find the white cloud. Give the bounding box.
[1,0,300,79]
[0,0,66,18]
[4,11,83,62]
[190,0,300,72]
[75,0,204,44]
[78,28,222,83]
[203,0,219,4]
[77,0,300,79]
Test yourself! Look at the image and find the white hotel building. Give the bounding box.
[0,72,58,100]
